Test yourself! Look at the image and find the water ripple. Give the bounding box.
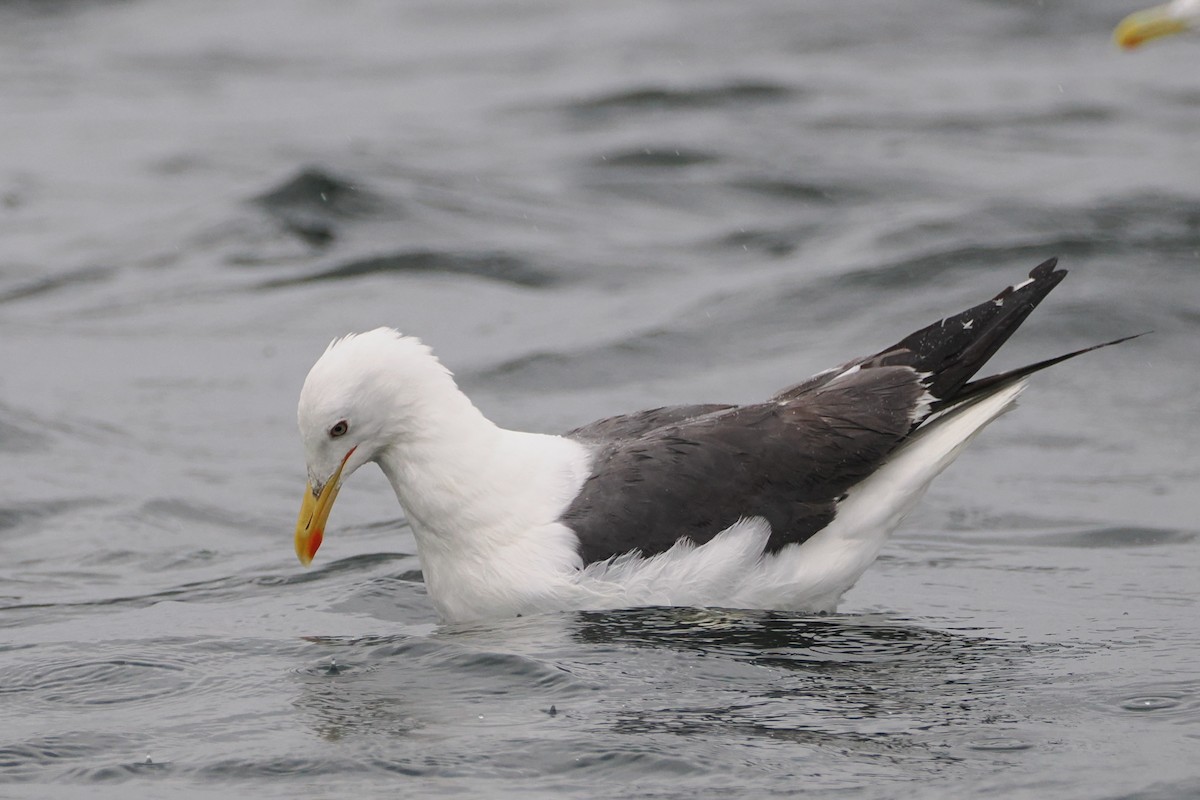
[1034,525,1197,549]
[0,498,94,534]
[964,737,1034,752]
[0,265,114,305]
[0,653,193,710]
[0,732,143,782]
[1108,681,1200,719]
[252,166,396,246]
[260,249,559,289]
[593,147,720,169]
[566,80,795,117]
[0,551,406,621]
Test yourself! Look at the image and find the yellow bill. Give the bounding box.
[295,447,355,566]
[1114,5,1189,49]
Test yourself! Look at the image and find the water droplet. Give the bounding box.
[1120,696,1180,712]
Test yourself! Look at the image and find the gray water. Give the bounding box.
[2,0,1199,797]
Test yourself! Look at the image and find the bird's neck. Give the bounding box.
[374,391,593,615]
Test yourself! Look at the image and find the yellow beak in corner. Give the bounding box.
[295,447,356,566]
[1114,5,1189,49]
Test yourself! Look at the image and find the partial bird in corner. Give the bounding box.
[1115,0,1200,48]
[292,258,1138,624]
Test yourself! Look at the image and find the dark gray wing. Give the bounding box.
[562,365,927,564]
[560,258,1115,566]
[567,404,736,442]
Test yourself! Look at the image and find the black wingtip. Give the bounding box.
[1031,256,1061,279]
[987,257,1066,309]
[871,258,1071,402]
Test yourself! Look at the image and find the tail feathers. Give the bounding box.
[942,332,1147,411]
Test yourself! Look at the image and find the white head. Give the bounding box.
[293,328,465,565]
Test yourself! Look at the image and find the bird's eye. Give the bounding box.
[329,420,349,438]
